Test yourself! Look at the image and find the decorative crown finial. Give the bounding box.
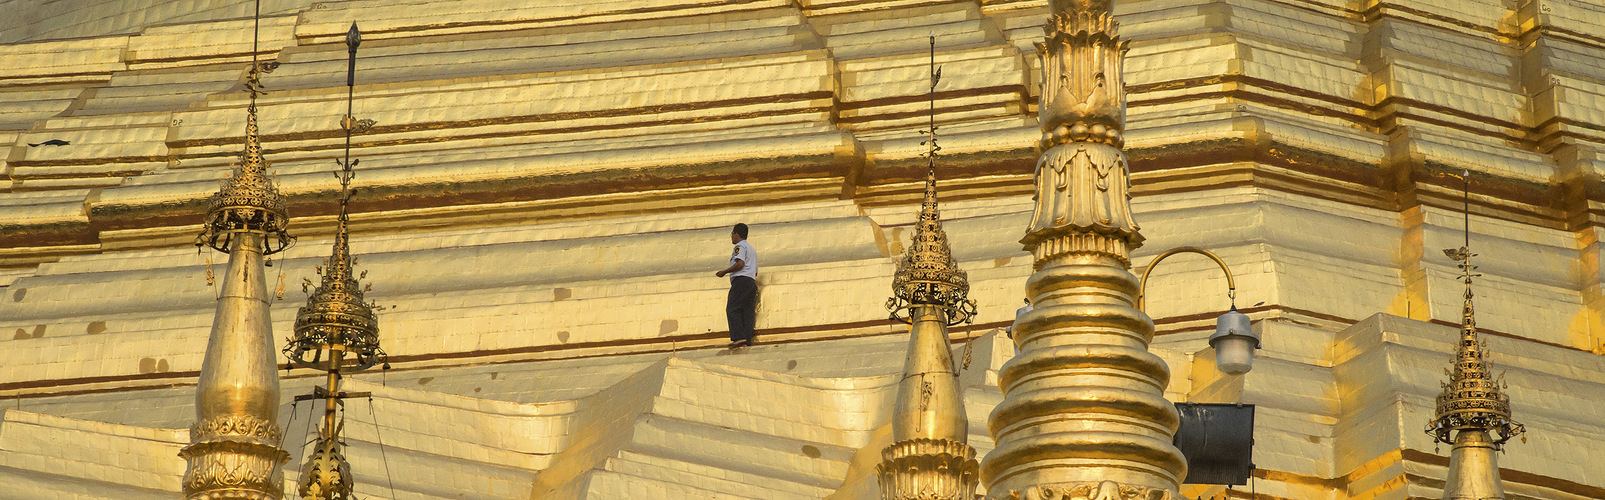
[287,24,387,499]
[197,2,291,254]
[346,22,361,51]
[286,22,386,374]
[1426,170,1524,446]
[887,36,976,326]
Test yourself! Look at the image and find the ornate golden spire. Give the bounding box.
[981,0,1186,497]
[195,4,289,254]
[1021,0,1141,254]
[180,2,292,498]
[887,37,976,327]
[876,36,979,500]
[285,22,388,500]
[1425,171,1523,500]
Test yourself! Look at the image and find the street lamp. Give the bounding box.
[1137,246,1260,375]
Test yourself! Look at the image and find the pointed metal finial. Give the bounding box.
[346,22,362,51]
[195,0,291,255]
[287,25,387,500]
[1426,169,1524,445]
[887,35,974,326]
[877,38,980,500]
[287,21,384,374]
[345,23,361,87]
[1423,169,1524,500]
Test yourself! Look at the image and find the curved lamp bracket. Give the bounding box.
[1137,246,1236,312]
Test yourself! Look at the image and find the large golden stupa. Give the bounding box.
[1,0,1602,499]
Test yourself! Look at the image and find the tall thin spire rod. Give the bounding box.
[249,0,261,106]
[927,34,937,174]
[1463,170,1470,251]
[338,26,357,231]
[252,0,260,63]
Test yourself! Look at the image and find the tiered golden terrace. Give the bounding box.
[1,1,1603,499]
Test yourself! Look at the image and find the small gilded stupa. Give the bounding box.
[179,1,293,498]
[982,0,1186,497]
[875,35,980,500]
[1424,174,1525,500]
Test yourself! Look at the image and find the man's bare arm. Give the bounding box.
[715,259,746,277]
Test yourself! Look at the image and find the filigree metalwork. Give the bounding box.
[286,225,386,370]
[886,169,977,326]
[197,58,293,255]
[190,415,283,443]
[887,36,976,327]
[1424,175,1524,447]
[298,437,355,500]
[1422,256,1524,445]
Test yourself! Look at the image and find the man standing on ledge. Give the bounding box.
[715,223,758,347]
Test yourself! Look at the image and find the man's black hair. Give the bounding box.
[733,223,749,239]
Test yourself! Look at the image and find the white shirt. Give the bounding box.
[729,240,757,279]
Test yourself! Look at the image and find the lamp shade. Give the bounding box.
[1209,308,1259,375]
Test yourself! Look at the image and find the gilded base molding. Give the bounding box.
[1025,230,1131,267]
[1023,143,1141,260]
[877,438,981,500]
[990,481,1176,500]
[189,414,284,443]
[179,438,289,500]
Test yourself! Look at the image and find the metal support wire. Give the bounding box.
[302,398,318,447]
[367,397,398,499]
[285,400,300,443]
